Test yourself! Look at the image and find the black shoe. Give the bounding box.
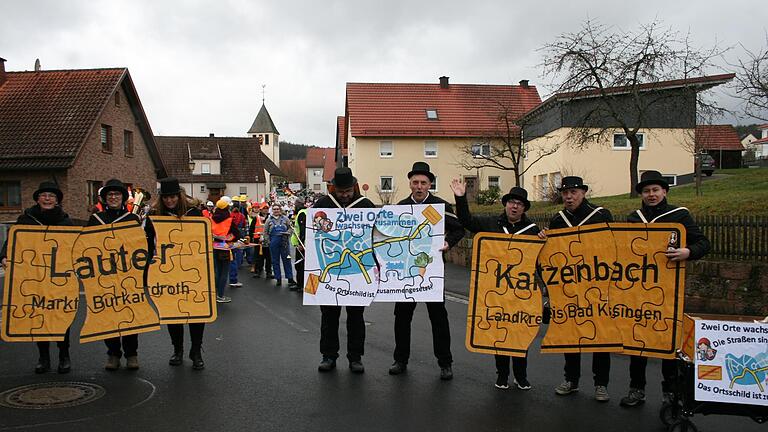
[495,374,509,389]
[440,365,453,381]
[288,279,297,286]
[169,351,183,366]
[57,356,71,374]
[190,349,205,370]
[318,357,336,372]
[514,377,532,390]
[275,280,282,286]
[349,361,365,374]
[35,358,50,374]
[389,361,407,375]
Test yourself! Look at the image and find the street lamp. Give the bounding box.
[188,159,196,200]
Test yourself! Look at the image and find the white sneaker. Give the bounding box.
[216,296,232,303]
[229,282,242,287]
[555,380,579,395]
[594,385,610,402]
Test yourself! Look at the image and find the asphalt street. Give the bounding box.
[0,263,763,431]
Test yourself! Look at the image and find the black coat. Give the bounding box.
[626,198,710,261]
[548,198,613,229]
[397,193,465,248]
[454,194,540,236]
[1,205,74,262]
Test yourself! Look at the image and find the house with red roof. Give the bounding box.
[696,125,744,169]
[519,74,734,198]
[0,58,167,222]
[340,77,542,203]
[749,124,768,160]
[305,147,336,193]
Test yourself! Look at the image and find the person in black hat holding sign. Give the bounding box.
[619,170,710,408]
[310,168,376,374]
[87,179,145,371]
[0,181,74,374]
[450,179,539,390]
[388,162,465,380]
[540,176,614,402]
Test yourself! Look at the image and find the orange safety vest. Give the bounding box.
[211,217,234,241]
[252,215,265,239]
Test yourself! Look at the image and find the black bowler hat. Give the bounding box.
[159,177,183,196]
[33,181,63,203]
[501,186,531,211]
[557,176,589,192]
[331,168,357,188]
[635,170,669,194]
[100,178,129,202]
[407,162,435,183]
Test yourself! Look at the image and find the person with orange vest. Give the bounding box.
[211,199,241,303]
[250,203,272,279]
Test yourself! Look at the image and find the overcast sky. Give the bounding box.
[2,0,766,146]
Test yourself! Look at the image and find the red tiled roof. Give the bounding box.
[155,136,284,183]
[758,124,768,129]
[306,147,336,181]
[0,68,124,169]
[345,81,542,138]
[280,159,307,183]
[696,125,744,151]
[752,136,768,144]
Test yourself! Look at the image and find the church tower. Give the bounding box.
[248,102,280,188]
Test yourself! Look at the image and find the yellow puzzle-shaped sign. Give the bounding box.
[1,225,82,342]
[466,233,546,357]
[146,216,217,324]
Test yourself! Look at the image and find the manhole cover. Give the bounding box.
[0,382,106,409]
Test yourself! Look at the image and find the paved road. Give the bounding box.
[0,264,762,431]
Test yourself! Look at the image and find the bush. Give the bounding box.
[476,187,501,205]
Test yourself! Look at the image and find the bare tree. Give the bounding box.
[734,35,768,121]
[539,19,729,197]
[456,101,559,186]
[375,184,398,205]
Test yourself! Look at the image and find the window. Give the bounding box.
[613,133,645,150]
[429,176,438,192]
[201,163,211,174]
[101,125,112,152]
[425,109,438,120]
[313,169,322,177]
[424,141,438,158]
[123,130,134,156]
[313,184,321,191]
[471,143,490,158]
[488,176,500,190]
[379,141,393,158]
[0,181,22,208]
[265,134,270,145]
[115,92,121,107]
[380,176,393,192]
[239,186,247,195]
[200,185,206,193]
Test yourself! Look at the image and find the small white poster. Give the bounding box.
[694,319,768,406]
[373,204,445,302]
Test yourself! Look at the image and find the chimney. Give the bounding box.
[0,57,6,87]
[519,79,529,88]
[439,76,449,89]
[209,133,215,137]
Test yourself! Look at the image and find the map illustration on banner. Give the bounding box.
[303,208,378,306]
[303,205,446,306]
[694,318,768,406]
[373,204,444,302]
[466,233,545,357]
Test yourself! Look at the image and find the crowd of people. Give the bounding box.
[0,161,709,409]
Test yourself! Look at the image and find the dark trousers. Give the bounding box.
[214,255,229,297]
[253,244,272,275]
[229,249,244,283]
[295,249,305,290]
[320,305,365,362]
[495,354,528,380]
[393,301,452,367]
[168,323,205,353]
[37,328,70,359]
[629,355,678,392]
[104,334,138,357]
[564,352,611,386]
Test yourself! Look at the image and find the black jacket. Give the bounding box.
[626,198,710,261]
[548,198,613,229]
[301,194,376,244]
[397,193,465,248]
[454,194,540,236]
[1,205,74,262]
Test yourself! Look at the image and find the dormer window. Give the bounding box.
[425,109,438,120]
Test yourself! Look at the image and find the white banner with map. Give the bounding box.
[302,204,445,306]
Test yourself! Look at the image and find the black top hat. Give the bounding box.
[501,186,531,211]
[33,181,63,203]
[635,170,669,193]
[407,162,436,183]
[159,177,183,196]
[331,168,357,188]
[557,176,589,192]
[100,178,129,202]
